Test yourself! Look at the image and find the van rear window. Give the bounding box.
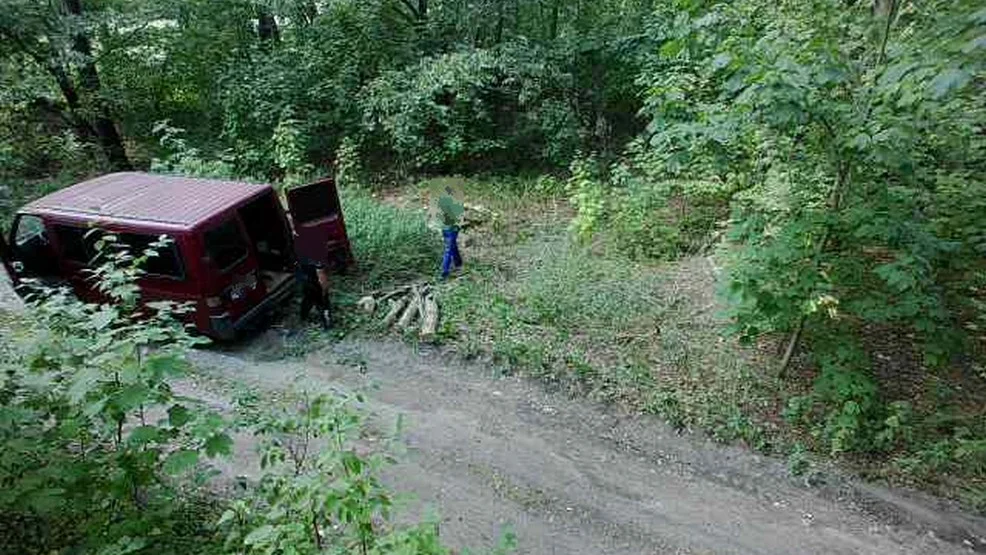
[288,183,339,224]
[204,219,248,271]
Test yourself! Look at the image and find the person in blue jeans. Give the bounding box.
[438,186,464,279]
[441,226,463,278]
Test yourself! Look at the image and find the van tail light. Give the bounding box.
[206,296,223,308]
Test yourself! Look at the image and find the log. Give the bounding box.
[377,285,411,303]
[420,294,439,340]
[382,297,407,328]
[397,286,421,329]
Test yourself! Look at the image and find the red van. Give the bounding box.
[0,172,352,339]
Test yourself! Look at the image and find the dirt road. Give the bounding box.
[185,339,986,555]
[2,269,984,554]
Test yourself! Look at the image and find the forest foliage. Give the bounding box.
[1,0,985,541]
[0,239,454,553]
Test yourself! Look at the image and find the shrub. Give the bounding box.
[226,389,447,555]
[0,236,230,553]
[632,0,986,459]
[565,155,606,242]
[0,235,462,553]
[361,45,581,172]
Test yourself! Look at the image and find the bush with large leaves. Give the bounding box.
[0,236,230,553]
[633,0,986,454]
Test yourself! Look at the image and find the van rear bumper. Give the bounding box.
[208,276,296,340]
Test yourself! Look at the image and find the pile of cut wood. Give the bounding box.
[357,283,439,340]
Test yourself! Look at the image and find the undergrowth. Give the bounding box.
[338,188,441,292]
[437,225,779,449]
[395,174,986,513]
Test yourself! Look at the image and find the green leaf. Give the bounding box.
[88,306,117,331]
[83,398,108,417]
[128,425,161,446]
[204,433,234,457]
[68,367,102,404]
[168,404,192,427]
[146,354,188,377]
[116,384,151,411]
[660,39,684,59]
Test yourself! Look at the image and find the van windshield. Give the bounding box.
[204,218,248,272]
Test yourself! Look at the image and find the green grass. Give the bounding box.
[437,229,782,442]
[337,188,442,292]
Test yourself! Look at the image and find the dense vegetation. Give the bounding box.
[1,0,985,548]
[0,239,461,553]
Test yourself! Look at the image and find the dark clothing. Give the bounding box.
[296,262,330,328]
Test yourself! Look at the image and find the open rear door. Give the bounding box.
[285,178,353,269]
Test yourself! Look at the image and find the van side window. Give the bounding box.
[204,219,247,271]
[53,226,184,279]
[119,233,185,280]
[54,225,95,263]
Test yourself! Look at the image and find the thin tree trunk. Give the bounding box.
[47,64,97,141]
[550,0,560,40]
[63,0,132,170]
[778,165,846,378]
[495,0,505,44]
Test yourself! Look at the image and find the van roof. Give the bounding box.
[23,172,272,230]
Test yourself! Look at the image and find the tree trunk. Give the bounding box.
[550,0,560,40]
[398,286,422,329]
[383,297,408,328]
[62,0,132,171]
[495,0,505,44]
[47,64,97,141]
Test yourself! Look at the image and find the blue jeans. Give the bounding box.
[441,227,463,278]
